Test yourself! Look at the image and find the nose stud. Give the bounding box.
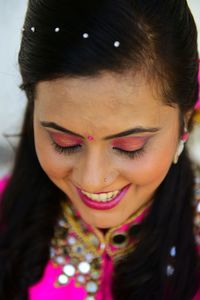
[104,171,116,183]
[104,177,108,183]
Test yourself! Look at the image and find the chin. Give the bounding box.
[86,220,120,229]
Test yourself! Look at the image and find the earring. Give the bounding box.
[173,126,189,164]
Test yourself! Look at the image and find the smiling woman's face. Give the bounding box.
[33,71,180,228]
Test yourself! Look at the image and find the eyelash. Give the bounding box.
[51,140,145,159]
[113,147,145,159]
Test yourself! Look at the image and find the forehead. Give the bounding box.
[36,71,164,107]
[35,71,177,131]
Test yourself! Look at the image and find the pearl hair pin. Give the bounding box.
[83,33,89,39]
[22,27,121,48]
[170,246,176,257]
[28,26,60,33]
[114,41,120,47]
[166,265,175,277]
[166,246,176,277]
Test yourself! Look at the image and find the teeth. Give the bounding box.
[81,190,120,202]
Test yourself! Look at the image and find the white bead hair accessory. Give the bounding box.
[31,27,35,32]
[114,41,120,48]
[83,33,89,39]
[170,246,176,257]
[166,264,175,277]
[55,27,60,32]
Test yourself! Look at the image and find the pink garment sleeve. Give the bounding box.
[0,175,10,195]
[193,289,200,300]
[195,60,200,109]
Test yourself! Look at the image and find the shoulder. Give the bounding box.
[193,167,200,254]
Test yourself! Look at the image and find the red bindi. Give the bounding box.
[87,136,94,141]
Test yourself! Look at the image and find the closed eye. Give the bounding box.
[51,141,82,154]
[51,140,145,160]
[113,147,145,159]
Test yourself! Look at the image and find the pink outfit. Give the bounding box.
[0,176,200,299]
[29,202,149,300]
[195,60,200,109]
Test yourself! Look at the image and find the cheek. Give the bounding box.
[120,137,177,186]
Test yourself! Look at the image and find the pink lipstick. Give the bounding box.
[76,184,131,210]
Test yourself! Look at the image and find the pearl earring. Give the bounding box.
[173,126,189,164]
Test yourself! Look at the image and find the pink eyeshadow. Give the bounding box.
[112,136,148,151]
[50,132,83,146]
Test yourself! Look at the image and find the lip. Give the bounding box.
[75,184,131,210]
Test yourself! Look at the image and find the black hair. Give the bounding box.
[0,0,199,299]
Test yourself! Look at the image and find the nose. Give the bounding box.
[72,149,117,193]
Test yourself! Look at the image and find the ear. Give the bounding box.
[184,109,193,128]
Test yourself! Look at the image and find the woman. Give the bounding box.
[0,0,200,299]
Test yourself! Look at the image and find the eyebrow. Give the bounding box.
[40,121,160,140]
